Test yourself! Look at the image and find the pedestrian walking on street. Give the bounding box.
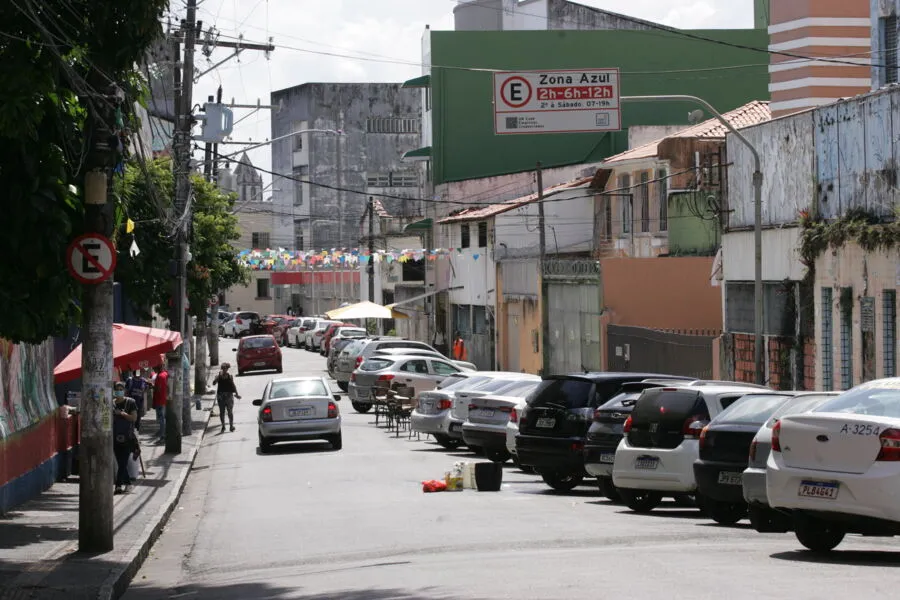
[452,331,467,361]
[113,382,138,494]
[213,363,241,433]
[152,362,169,443]
[125,368,151,432]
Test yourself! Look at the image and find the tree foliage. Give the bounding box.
[0,0,167,342]
[115,158,248,321]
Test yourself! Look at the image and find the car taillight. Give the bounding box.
[497,406,512,413]
[877,428,900,461]
[771,420,781,452]
[377,374,395,383]
[468,403,477,410]
[622,415,633,433]
[698,425,709,450]
[509,408,518,423]
[438,399,452,410]
[262,406,272,422]
[592,408,603,421]
[682,415,707,439]
[327,402,339,419]
[356,356,363,367]
[350,372,356,382]
[749,439,758,462]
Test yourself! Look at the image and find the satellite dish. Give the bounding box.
[688,109,705,125]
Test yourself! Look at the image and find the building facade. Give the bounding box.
[269,83,422,252]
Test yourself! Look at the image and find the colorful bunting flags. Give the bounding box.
[236,247,460,271]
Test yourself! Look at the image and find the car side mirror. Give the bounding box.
[252,399,262,406]
[333,394,342,402]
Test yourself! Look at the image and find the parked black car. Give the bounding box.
[516,373,692,492]
[693,392,795,524]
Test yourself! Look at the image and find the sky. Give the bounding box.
[188,0,755,188]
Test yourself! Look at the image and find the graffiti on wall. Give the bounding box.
[0,340,57,440]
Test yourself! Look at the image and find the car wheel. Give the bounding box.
[258,433,272,453]
[541,472,583,492]
[706,499,747,525]
[486,448,511,463]
[511,455,535,474]
[597,477,622,503]
[329,432,343,450]
[748,504,791,533]
[433,433,462,449]
[619,489,663,513]
[337,381,349,392]
[467,444,484,456]
[794,514,845,553]
[673,493,698,508]
[351,401,372,413]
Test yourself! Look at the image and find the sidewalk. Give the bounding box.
[0,390,217,600]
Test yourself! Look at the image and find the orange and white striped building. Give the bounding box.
[767,0,872,118]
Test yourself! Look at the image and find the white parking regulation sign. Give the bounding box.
[66,233,117,284]
[493,68,621,135]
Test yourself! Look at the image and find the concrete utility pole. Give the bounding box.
[536,163,549,377]
[621,94,764,385]
[368,196,376,333]
[168,0,199,453]
[78,85,120,553]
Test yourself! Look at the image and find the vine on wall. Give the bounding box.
[799,207,899,269]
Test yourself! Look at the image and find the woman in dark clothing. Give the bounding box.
[213,363,241,433]
[113,381,138,494]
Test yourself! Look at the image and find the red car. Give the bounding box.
[235,335,282,376]
[321,322,356,356]
[260,314,291,336]
[273,317,299,346]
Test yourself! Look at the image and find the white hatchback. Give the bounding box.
[766,378,900,552]
[612,385,763,513]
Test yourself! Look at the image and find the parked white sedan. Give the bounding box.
[766,378,900,552]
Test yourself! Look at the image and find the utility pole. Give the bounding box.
[168,0,199,453]
[537,163,549,377]
[207,84,224,368]
[78,84,120,553]
[367,196,376,334]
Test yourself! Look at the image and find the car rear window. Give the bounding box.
[599,391,643,410]
[361,358,393,371]
[302,319,316,328]
[269,380,327,398]
[711,394,791,425]
[528,378,595,410]
[239,312,258,320]
[631,388,705,423]
[242,337,274,349]
[439,375,482,390]
[813,385,900,418]
[499,380,540,398]
[766,394,836,426]
[378,341,431,352]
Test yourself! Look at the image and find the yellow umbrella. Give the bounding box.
[325,301,409,320]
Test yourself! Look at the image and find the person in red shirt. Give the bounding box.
[152,362,169,443]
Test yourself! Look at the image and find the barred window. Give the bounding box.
[658,169,668,232]
[640,171,650,233]
[821,287,833,391]
[251,232,270,249]
[366,172,418,188]
[619,174,631,234]
[840,287,853,390]
[884,290,897,377]
[365,117,420,134]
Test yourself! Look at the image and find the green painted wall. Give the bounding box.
[668,192,721,256]
[430,29,769,184]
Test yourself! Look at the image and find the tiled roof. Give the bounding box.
[372,198,391,218]
[601,100,771,166]
[436,176,594,225]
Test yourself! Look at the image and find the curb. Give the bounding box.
[97,396,214,600]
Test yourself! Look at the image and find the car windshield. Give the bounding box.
[269,380,328,398]
[711,394,792,425]
[242,337,274,349]
[765,394,836,427]
[599,391,643,410]
[528,378,594,410]
[360,358,394,371]
[339,328,366,337]
[813,383,900,418]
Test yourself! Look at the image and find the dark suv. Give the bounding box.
[516,373,688,492]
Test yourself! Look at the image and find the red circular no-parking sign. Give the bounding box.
[500,76,532,109]
[66,233,117,285]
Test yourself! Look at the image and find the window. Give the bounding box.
[366,172,418,188]
[477,221,488,247]
[242,336,274,349]
[256,278,271,299]
[291,121,307,151]
[269,379,327,398]
[883,16,899,84]
[821,287,833,391]
[840,287,853,390]
[294,228,304,251]
[399,359,429,374]
[658,169,668,231]
[461,223,471,248]
[603,195,612,240]
[365,117,420,134]
[293,166,308,206]
[251,232,270,249]
[425,87,432,111]
[431,361,460,376]
[619,174,631,234]
[639,171,650,233]
[885,290,897,377]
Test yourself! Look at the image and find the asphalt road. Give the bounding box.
[124,340,900,600]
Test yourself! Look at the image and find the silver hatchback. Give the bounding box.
[254,377,343,452]
[348,355,466,411]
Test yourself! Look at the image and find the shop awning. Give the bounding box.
[404,218,433,232]
[401,146,431,162]
[401,74,431,88]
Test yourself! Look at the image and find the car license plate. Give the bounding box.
[599,453,616,464]
[798,480,839,500]
[254,361,266,367]
[288,406,314,418]
[536,417,555,429]
[635,456,659,470]
[480,409,495,418]
[717,471,743,486]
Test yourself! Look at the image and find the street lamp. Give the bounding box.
[621,95,764,385]
[216,128,343,160]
